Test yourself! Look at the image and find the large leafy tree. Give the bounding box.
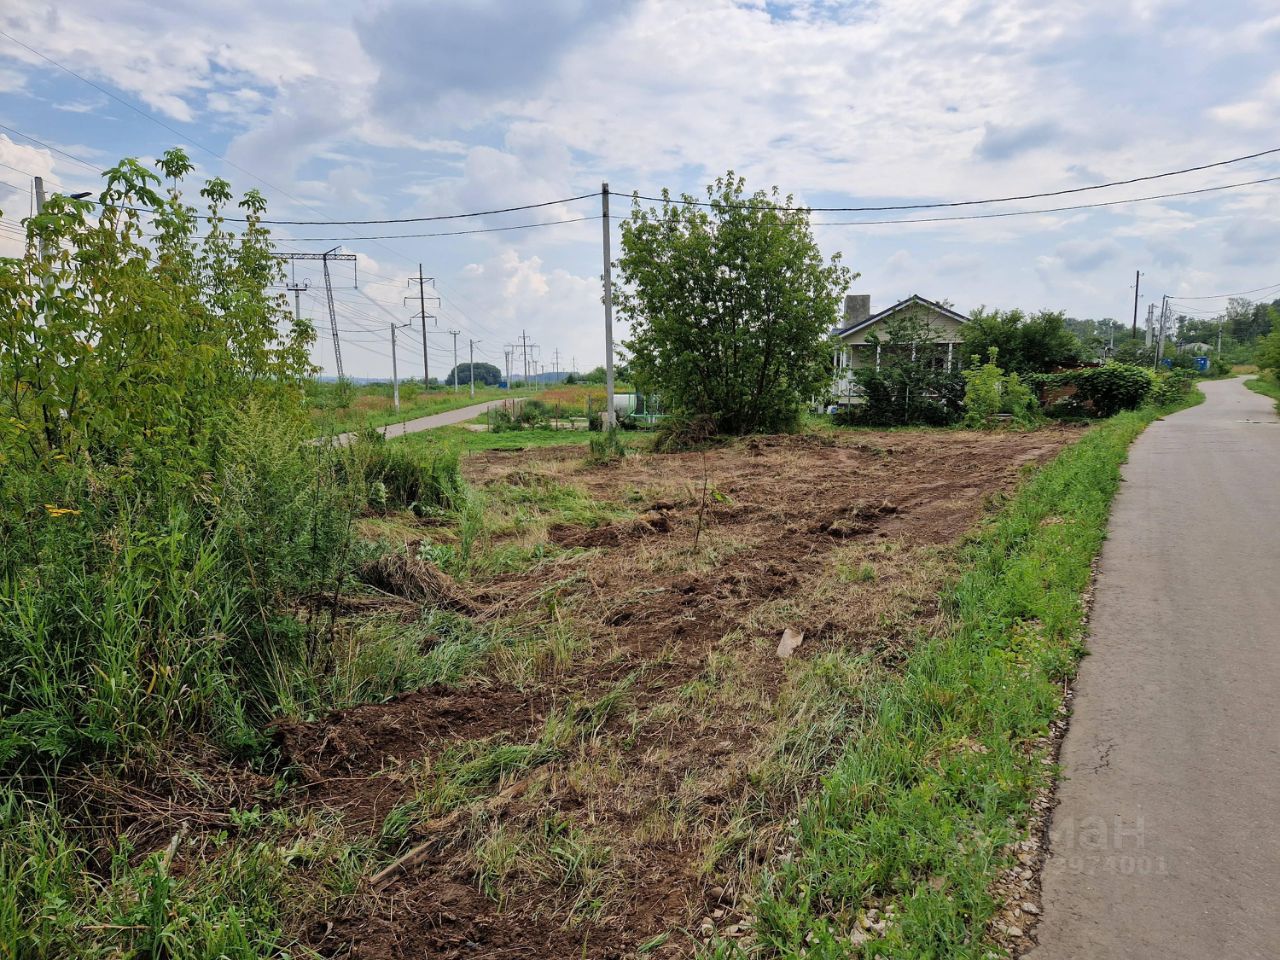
[961,308,1082,374]
[445,361,501,386]
[616,173,852,434]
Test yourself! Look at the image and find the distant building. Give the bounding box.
[831,293,967,398]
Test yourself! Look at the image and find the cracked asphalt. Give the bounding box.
[1029,377,1280,959]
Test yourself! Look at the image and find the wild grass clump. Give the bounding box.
[355,429,463,514]
[488,398,552,432]
[587,427,627,465]
[0,789,292,959]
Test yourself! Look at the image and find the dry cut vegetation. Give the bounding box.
[91,427,1080,959]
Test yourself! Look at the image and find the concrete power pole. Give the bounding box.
[448,330,461,392]
[389,323,399,414]
[1155,296,1170,367]
[601,182,617,428]
[1131,269,1143,341]
[1145,303,1156,348]
[504,348,512,389]
[468,339,479,399]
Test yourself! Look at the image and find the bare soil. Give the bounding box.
[267,428,1080,959]
[91,428,1079,960]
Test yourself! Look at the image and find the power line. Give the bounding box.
[1167,280,1280,301]
[611,175,1280,228]
[276,215,599,241]
[620,144,1280,214]
[253,195,597,227]
[0,122,99,171]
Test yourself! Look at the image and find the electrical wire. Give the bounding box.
[621,145,1280,214]
[0,122,99,171]
[277,215,599,240]
[1167,280,1280,301]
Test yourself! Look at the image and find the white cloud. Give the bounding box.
[3,0,1280,374]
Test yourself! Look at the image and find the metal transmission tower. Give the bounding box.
[516,330,539,387]
[405,265,439,386]
[272,249,357,379]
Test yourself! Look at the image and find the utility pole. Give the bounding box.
[1155,296,1170,367]
[504,348,513,389]
[469,339,479,399]
[391,322,401,411]
[448,330,461,392]
[552,348,562,382]
[1145,303,1155,348]
[516,330,539,388]
[1131,269,1143,341]
[286,259,308,323]
[33,176,47,265]
[601,182,617,428]
[406,265,438,388]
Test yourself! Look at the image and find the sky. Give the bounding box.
[1,0,1279,378]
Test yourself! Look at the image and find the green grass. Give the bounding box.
[396,424,598,452]
[310,383,533,437]
[708,400,1189,959]
[1245,372,1280,411]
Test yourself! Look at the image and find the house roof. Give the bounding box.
[834,293,969,339]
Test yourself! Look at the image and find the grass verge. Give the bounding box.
[311,385,532,437]
[719,402,1185,959]
[1245,372,1280,412]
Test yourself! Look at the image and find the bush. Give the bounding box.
[489,398,551,433]
[587,429,627,465]
[839,369,964,427]
[961,349,1040,428]
[650,414,720,452]
[354,430,463,515]
[1028,363,1154,418]
[1149,369,1194,406]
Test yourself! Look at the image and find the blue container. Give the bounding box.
[1194,356,1210,372]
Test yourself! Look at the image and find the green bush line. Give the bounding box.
[731,403,1179,959]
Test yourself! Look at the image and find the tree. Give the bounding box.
[1063,317,1125,358]
[445,361,501,386]
[616,172,852,434]
[1257,327,1280,375]
[843,311,964,426]
[961,308,1082,374]
[1,148,312,479]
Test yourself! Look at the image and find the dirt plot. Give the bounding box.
[260,426,1080,960]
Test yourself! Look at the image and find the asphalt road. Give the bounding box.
[332,398,510,446]
[1029,377,1280,959]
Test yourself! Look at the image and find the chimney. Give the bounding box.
[844,294,871,328]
